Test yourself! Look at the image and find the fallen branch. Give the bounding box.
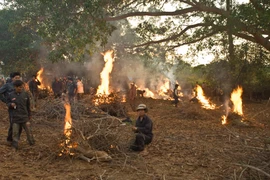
[233,163,270,178]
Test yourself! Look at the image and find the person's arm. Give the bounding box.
[136,118,152,134]
[26,94,31,119]
[6,93,16,109]
[0,84,8,103]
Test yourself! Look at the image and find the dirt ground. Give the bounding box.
[0,96,269,180]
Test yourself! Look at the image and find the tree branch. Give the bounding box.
[167,30,220,50]
[104,7,198,21]
[131,23,211,48]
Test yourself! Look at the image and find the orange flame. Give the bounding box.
[221,115,227,125]
[196,85,216,109]
[64,103,72,137]
[59,103,74,156]
[97,50,115,95]
[221,86,243,125]
[36,68,46,89]
[230,86,243,115]
[158,80,170,96]
[122,94,126,102]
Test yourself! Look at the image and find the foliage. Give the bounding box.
[0,9,40,76]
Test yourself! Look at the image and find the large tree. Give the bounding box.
[2,0,269,62]
[0,9,40,75]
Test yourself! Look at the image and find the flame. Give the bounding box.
[64,103,72,137]
[158,80,170,96]
[97,50,115,95]
[143,88,155,98]
[221,115,227,125]
[36,68,46,89]
[59,103,75,156]
[230,86,243,115]
[196,85,216,109]
[122,94,126,102]
[221,86,243,125]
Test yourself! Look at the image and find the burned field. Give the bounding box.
[0,96,269,180]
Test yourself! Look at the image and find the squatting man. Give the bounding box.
[130,104,153,152]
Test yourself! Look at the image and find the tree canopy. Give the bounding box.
[2,0,269,62]
[0,9,40,75]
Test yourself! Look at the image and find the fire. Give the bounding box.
[230,86,243,115]
[158,79,170,96]
[122,94,126,102]
[59,103,76,156]
[221,86,243,125]
[196,85,216,109]
[97,50,115,95]
[64,103,72,137]
[221,115,227,125]
[36,68,46,89]
[143,88,155,98]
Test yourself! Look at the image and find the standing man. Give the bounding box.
[7,80,35,150]
[28,75,41,109]
[52,77,63,98]
[76,78,84,101]
[129,82,137,111]
[130,104,153,152]
[173,84,180,107]
[66,77,77,104]
[0,72,22,143]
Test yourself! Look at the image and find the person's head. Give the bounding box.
[32,75,37,80]
[77,77,81,81]
[13,80,24,93]
[11,72,21,81]
[136,104,148,116]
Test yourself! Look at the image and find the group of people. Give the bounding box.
[51,77,84,103]
[0,73,153,154]
[0,73,87,150]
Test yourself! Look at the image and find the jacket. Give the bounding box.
[7,91,31,123]
[135,115,153,139]
[0,82,14,103]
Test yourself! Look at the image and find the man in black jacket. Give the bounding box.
[28,75,41,109]
[0,72,22,143]
[130,104,153,152]
[52,77,63,98]
[7,80,35,150]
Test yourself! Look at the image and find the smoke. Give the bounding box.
[35,22,181,94]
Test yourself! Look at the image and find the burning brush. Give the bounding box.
[59,102,112,162]
[59,103,77,156]
[221,86,249,126]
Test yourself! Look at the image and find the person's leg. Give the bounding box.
[7,111,13,142]
[12,123,21,149]
[130,133,145,151]
[22,122,35,145]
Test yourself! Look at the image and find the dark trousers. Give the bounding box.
[130,133,152,151]
[7,111,22,142]
[12,122,35,149]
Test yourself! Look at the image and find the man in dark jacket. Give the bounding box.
[66,77,77,103]
[130,104,153,152]
[7,80,34,150]
[0,72,22,143]
[52,77,62,98]
[28,75,41,108]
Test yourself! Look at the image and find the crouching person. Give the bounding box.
[130,104,153,152]
[7,80,35,150]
